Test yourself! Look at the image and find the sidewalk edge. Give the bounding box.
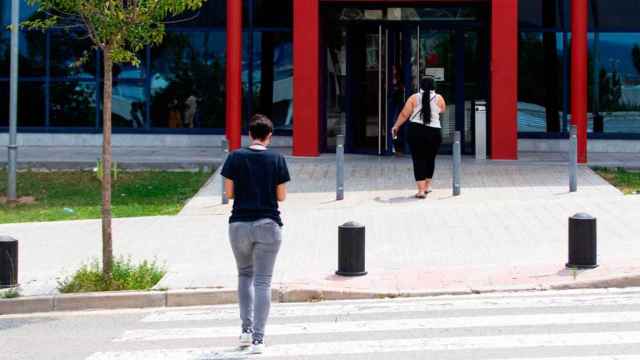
[2,274,640,316]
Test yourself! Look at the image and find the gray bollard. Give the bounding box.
[221,139,229,205]
[569,125,578,193]
[0,236,18,288]
[336,134,345,201]
[453,131,462,196]
[336,222,367,277]
[567,213,598,269]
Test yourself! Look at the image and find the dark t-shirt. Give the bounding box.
[221,147,290,226]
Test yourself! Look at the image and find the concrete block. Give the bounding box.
[0,296,54,315]
[53,291,165,311]
[166,289,237,307]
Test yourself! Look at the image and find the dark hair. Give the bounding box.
[249,114,274,141]
[420,77,435,124]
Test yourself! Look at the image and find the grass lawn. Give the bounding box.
[0,170,212,224]
[594,168,640,195]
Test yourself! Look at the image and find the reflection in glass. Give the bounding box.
[150,31,226,129]
[518,32,565,133]
[111,81,146,128]
[325,27,347,150]
[589,32,640,134]
[0,30,46,77]
[50,81,97,127]
[251,32,293,130]
[50,31,97,78]
[0,81,45,127]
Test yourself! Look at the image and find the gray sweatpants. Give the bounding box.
[229,218,282,341]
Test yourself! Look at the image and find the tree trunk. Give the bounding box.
[102,46,114,279]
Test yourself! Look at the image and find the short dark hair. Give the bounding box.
[249,114,274,141]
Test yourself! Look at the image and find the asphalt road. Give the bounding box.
[3,288,640,359]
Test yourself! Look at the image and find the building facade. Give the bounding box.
[2,1,640,161]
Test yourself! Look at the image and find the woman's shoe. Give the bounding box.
[251,339,266,354]
[239,329,252,347]
[414,193,427,199]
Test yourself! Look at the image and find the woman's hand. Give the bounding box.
[392,126,399,139]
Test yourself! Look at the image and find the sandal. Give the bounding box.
[414,193,427,199]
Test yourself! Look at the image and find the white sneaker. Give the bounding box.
[239,331,252,347]
[250,339,266,354]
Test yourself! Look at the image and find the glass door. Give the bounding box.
[345,25,390,155]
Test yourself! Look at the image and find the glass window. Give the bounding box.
[518,32,566,133]
[50,30,97,79]
[590,0,640,31]
[167,0,226,28]
[110,81,146,129]
[1,1,40,25]
[589,32,640,134]
[250,31,293,131]
[0,30,46,77]
[0,80,45,127]
[150,31,226,129]
[50,81,97,127]
[519,0,564,29]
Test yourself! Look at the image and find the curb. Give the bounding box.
[2,274,640,316]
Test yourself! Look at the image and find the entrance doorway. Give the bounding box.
[323,6,489,155]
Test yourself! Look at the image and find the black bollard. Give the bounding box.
[567,213,598,269]
[336,222,367,277]
[0,236,18,288]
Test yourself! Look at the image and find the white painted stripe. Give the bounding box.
[121,311,640,342]
[89,332,640,359]
[141,294,640,323]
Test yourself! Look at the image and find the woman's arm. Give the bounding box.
[391,95,417,137]
[437,95,447,113]
[276,183,287,202]
[224,178,234,199]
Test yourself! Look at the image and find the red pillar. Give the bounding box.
[226,0,242,150]
[292,0,320,157]
[571,0,588,163]
[490,0,519,160]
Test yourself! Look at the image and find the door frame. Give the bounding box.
[322,18,489,155]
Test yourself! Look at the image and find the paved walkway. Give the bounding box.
[3,152,640,297]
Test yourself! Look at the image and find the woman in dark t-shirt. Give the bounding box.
[221,114,290,354]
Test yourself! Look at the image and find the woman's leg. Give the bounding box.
[251,219,283,342]
[408,124,428,195]
[229,223,255,333]
[424,128,443,192]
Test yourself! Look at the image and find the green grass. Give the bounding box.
[0,288,20,299]
[594,167,640,195]
[58,257,167,293]
[0,170,212,224]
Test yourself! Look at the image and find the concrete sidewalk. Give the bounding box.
[3,152,639,300]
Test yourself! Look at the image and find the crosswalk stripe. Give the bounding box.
[89,332,640,360]
[119,311,640,342]
[141,294,640,323]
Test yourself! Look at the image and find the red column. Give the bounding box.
[490,0,519,160]
[226,0,242,150]
[292,0,320,157]
[571,0,588,163]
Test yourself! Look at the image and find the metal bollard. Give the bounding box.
[336,135,345,201]
[0,236,18,288]
[336,222,367,277]
[221,139,229,205]
[453,131,462,196]
[567,213,598,269]
[569,125,578,193]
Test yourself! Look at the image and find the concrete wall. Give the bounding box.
[0,133,293,148]
[519,139,640,153]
